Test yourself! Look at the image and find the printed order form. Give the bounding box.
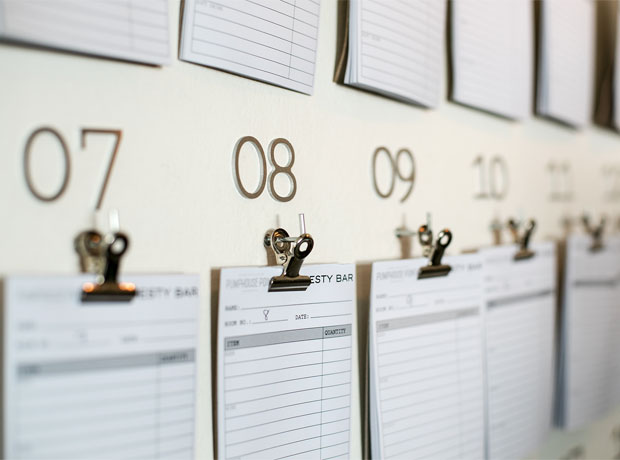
[0,0,171,65]
[218,264,357,460]
[3,275,200,460]
[481,242,557,460]
[180,0,320,94]
[559,235,620,430]
[369,255,485,460]
[344,0,446,108]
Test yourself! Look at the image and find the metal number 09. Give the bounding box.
[371,146,415,202]
[233,136,297,202]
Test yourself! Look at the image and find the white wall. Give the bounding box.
[1,1,620,458]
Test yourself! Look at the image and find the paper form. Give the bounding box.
[451,0,533,119]
[559,235,620,430]
[3,274,200,459]
[0,0,170,65]
[368,255,485,460]
[343,0,445,107]
[615,5,620,130]
[481,243,557,460]
[217,264,356,460]
[537,0,595,127]
[180,0,321,95]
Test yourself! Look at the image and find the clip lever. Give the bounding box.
[265,214,314,292]
[76,230,136,302]
[508,218,536,261]
[582,214,605,251]
[418,228,452,280]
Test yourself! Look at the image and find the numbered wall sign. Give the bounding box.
[233,136,297,203]
[23,126,122,209]
[371,146,416,202]
[472,155,508,200]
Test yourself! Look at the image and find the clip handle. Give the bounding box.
[81,232,135,302]
[75,230,105,273]
[100,233,128,285]
[430,230,451,266]
[582,214,606,251]
[265,216,314,292]
[418,228,452,279]
[521,220,535,250]
[418,224,433,257]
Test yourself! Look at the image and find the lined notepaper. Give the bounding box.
[615,5,620,130]
[482,243,557,460]
[369,255,485,460]
[3,275,200,459]
[0,0,170,65]
[451,0,533,119]
[343,0,445,107]
[218,265,356,459]
[559,235,620,430]
[537,0,595,127]
[180,0,320,95]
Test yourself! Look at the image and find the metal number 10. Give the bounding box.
[472,155,508,200]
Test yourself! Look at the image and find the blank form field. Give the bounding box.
[536,0,595,127]
[369,255,485,460]
[344,0,445,107]
[482,242,557,460]
[218,264,356,460]
[560,236,620,430]
[451,0,533,119]
[3,275,200,460]
[0,0,171,65]
[180,0,320,94]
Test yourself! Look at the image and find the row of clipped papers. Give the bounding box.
[2,238,619,459]
[339,0,596,125]
[0,0,322,93]
[0,0,602,122]
[368,242,557,460]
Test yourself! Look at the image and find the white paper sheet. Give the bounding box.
[559,235,620,430]
[3,274,200,459]
[368,255,486,460]
[615,5,620,130]
[451,0,533,119]
[481,242,557,460]
[180,0,320,95]
[217,264,356,459]
[344,0,445,107]
[537,0,595,127]
[0,0,171,65]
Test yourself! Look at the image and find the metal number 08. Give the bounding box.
[233,136,297,202]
